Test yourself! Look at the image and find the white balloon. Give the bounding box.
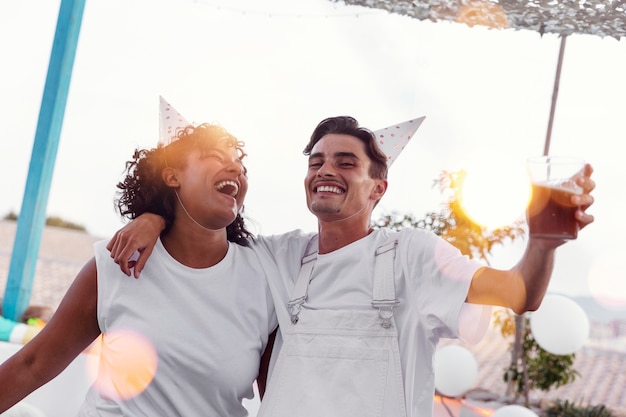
[530,294,590,355]
[492,405,539,417]
[433,345,478,397]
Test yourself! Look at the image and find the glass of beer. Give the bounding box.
[526,156,585,239]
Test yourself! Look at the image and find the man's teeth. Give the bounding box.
[215,180,239,197]
[316,185,343,194]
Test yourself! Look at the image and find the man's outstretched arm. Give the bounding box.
[466,163,595,314]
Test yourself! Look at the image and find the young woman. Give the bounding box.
[0,123,277,416]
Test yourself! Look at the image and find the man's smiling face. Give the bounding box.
[304,133,385,222]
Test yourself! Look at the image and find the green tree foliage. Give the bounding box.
[3,211,86,232]
[373,170,525,264]
[496,312,579,396]
[545,400,614,417]
[3,212,17,221]
[43,216,86,232]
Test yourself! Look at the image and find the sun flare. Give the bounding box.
[458,152,531,230]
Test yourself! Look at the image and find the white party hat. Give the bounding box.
[373,116,425,166]
[158,96,191,147]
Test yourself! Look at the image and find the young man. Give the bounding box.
[107,116,595,417]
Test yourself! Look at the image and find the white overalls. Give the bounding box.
[257,238,408,417]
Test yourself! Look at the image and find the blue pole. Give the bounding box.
[2,0,86,321]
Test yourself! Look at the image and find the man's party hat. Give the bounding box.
[373,116,425,166]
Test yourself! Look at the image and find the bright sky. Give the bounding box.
[1,0,625,304]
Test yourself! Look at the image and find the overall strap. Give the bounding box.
[371,239,399,328]
[288,235,319,324]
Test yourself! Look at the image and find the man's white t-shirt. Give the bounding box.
[253,227,490,417]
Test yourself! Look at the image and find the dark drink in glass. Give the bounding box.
[526,156,584,240]
[527,181,580,239]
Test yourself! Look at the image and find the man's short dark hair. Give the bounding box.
[304,116,388,179]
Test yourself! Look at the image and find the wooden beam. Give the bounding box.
[2,0,86,320]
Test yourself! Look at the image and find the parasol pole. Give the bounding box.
[544,35,567,156]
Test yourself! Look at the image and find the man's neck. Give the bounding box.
[317,218,373,254]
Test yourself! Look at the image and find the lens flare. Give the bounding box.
[86,329,158,400]
[458,152,530,230]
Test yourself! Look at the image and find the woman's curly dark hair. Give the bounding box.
[115,123,254,246]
